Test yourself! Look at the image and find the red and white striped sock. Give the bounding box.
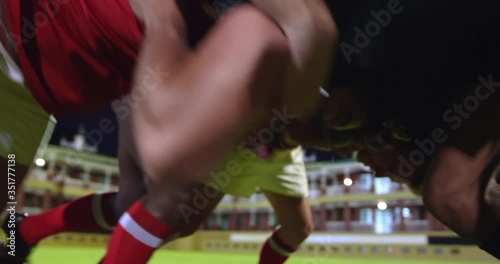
[102,201,171,264]
[19,192,116,245]
[259,229,297,264]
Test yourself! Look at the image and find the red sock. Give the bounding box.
[259,230,297,264]
[19,192,117,245]
[102,201,171,264]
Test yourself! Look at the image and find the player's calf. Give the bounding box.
[259,191,313,263]
[102,182,216,263]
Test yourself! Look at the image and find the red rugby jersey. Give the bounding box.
[4,0,143,117]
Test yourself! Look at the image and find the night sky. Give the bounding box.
[49,106,119,157]
[50,106,338,161]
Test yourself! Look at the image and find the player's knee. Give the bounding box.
[283,221,314,245]
[300,222,314,240]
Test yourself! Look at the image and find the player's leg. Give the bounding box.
[97,183,223,263]
[12,128,147,249]
[256,146,312,263]
[102,177,224,264]
[13,192,117,242]
[101,184,224,264]
[165,145,312,263]
[259,190,313,264]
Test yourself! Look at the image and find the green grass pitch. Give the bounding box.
[29,246,497,264]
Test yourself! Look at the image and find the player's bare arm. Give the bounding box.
[130,0,289,186]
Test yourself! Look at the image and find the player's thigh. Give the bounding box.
[260,148,312,228]
[261,189,313,231]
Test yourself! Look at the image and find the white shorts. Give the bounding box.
[208,146,308,198]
